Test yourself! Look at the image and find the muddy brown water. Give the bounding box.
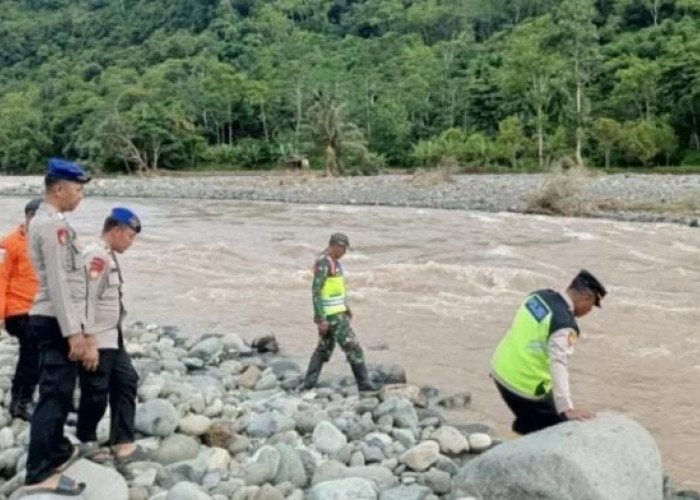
[1,196,698,488]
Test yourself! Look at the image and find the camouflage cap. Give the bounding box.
[329,232,350,247]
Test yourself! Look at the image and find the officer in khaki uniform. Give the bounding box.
[77,207,146,466]
[491,270,607,435]
[24,159,93,496]
[301,233,377,393]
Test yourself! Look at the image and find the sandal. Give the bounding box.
[113,445,152,469]
[22,474,86,496]
[54,446,81,473]
[78,442,113,464]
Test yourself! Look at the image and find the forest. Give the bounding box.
[1,0,699,174]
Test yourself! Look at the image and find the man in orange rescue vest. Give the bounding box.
[0,198,42,420]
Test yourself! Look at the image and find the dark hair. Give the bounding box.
[102,216,122,234]
[44,175,61,191]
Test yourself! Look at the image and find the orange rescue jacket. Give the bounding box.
[0,226,39,318]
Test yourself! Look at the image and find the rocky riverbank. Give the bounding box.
[0,322,696,499]
[1,173,700,225]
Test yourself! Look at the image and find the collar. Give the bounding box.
[561,290,574,312]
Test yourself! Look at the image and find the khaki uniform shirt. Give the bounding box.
[84,242,123,350]
[29,203,87,337]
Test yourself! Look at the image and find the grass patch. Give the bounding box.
[525,164,595,216]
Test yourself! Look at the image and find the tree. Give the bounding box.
[304,89,370,175]
[499,16,565,168]
[593,117,622,167]
[553,0,600,167]
[495,116,528,168]
[621,120,660,166]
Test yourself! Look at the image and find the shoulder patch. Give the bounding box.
[57,228,69,245]
[525,296,550,322]
[89,257,107,279]
[568,330,578,347]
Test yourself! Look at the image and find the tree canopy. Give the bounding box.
[1,0,699,173]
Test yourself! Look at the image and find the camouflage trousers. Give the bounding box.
[316,314,365,365]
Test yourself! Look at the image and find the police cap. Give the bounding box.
[46,158,91,184]
[571,269,607,307]
[111,207,142,234]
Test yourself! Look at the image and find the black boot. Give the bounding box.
[350,362,379,394]
[10,398,35,421]
[301,349,324,390]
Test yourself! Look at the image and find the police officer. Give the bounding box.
[301,233,377,393]
[0,198,41,420]
[491,270,607,435]
[77,208,145,466]
[23,159,93,496]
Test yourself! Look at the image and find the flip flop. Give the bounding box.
[113,445,152,469]
[54,446,80,473]
[22,474,86,496]
[78,443,112,464]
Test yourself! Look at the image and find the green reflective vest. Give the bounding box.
[321,259,348,316]
[491,289,578,399]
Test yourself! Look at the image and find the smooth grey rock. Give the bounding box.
[239,366,262,389]
[294,409,329,435]
[189,337,223,360]
[436,392,471,409]
[309,477,377,500]
[431,426,469,455]
[467,433,492,453]
[379,485,432,500]
[345,466,397,490]
[255,373,279,391]
[453,413,663,500]
[155,434,200,465]
[178,415,212,436]
[254,483,285,500]
[159,459,208,489]
[253,445,281,481]
[66,458,128,500]
[400,442,440,472]
[273,444,307,488]
[165,481,212,500]
[269,359,301,378]
[247,411,295,438]
[374,398,418,429]
[135,399,179,437]
[313,421,347,455]
[422,468,451,494]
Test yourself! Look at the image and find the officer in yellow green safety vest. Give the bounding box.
[301,233,377,393]
[491,270,607,434]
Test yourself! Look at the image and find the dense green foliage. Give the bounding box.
[1,0,699,173]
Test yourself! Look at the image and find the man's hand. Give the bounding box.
[563,408,596,421]
[67,333,88,362]
[346,308,353,321]
[317,321,330,336]
[81,335,99,372]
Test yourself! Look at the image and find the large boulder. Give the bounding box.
[452,413,663,500]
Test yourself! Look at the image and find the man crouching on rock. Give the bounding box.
[301,233,378,394]
[77,208,149,467]
[491,270,607,435]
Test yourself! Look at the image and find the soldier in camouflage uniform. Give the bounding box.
[301,233,377,393]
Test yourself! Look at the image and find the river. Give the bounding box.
[1,196,698,488]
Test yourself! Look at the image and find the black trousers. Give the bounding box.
[26,316,79,485]
[77,346,138,445]
[5,314,39,403]
[495,380,566,434]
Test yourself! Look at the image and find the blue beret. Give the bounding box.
[110,207,141,233]
[47,158,91,184]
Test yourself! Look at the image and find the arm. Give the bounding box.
[0,242,11,320]
[549,328,595,420]
[312,258,330,324]
[85,251,108,334]
[39,222,83,338]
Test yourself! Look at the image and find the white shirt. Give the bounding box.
[548,291,577,413]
